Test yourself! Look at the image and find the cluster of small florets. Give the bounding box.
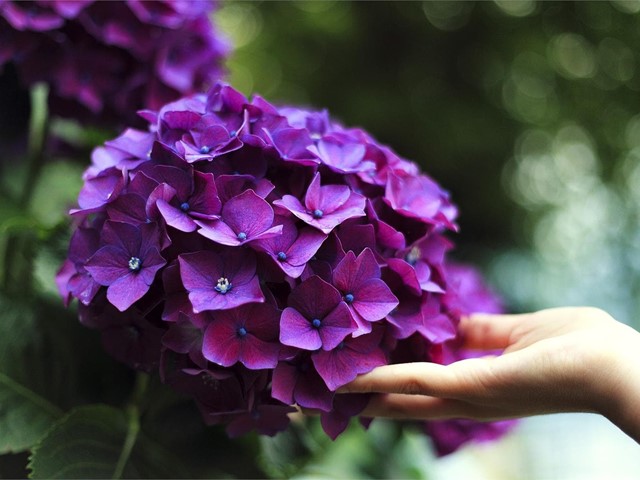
[0,0,228,125]
[57,82,511,447]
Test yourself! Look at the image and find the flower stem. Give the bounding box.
[112,373,149,479]
[19,82,49,208]
[1,84,48,295]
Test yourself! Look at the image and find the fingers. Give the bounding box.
[361,393,512,421]
[338,360,495,398]
[460,312,537,350]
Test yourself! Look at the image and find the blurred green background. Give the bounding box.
[2,1,640,478]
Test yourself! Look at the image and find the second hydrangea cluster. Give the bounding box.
[57,82,511,449]
[0,0,229,125]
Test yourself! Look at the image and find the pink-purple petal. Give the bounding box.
[279,308,322,351]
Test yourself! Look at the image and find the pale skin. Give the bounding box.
[340,307,640,443]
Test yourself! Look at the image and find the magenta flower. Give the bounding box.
[271,356,334,411]
[197,190,282,246]
[179,249,264,313]
[254,216,327,278]
[202,303,281,370]
[151,166,222,232]
[85,221,166,311]
[57,226,101,307]
[312,328,387,391]
[385,170,457,229]
[274,173,366,234]
[308,137,374,174]
[162,313,207,368]
[332,248,399,336]
[280,276,356,351]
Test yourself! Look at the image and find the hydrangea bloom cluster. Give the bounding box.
[57,82,513,450]
[0,0,229,125]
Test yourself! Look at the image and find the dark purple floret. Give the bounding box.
[58,81,510,450]
[84,221,166,311]
[202,303,281,370]
[280,276,355,351]
[273,172,366,234]
[332,248,399,336]
[178,248,264,313]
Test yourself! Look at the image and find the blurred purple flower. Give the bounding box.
[0,0,230,125]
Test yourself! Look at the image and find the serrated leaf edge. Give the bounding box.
[26,404,122,479]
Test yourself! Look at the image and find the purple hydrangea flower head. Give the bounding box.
[58,81,510,451]
[0,0,230,126]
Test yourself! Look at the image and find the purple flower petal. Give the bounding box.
[106,271,151,311]
[352,278,399,322]
[280,307,322,351]
[85,245,131,285]
[312,334,386,391]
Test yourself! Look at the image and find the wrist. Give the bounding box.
[597,323,640,442]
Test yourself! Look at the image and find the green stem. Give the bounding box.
[20,83,49,208]
[0,371,64,419]
[2,84,49,295]
[111,373,149,479]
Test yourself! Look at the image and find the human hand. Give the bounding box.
[340,307,640,442]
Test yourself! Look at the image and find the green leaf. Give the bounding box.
[28,404,187,479]
[0,297,65,453]
[258,421,317,478]
[0,372,63,455]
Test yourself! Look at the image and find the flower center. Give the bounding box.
[311,318,322,329]
[229,130,237,137]
[277,251,287,261]
[214,277,232,294]
[199,145,211,154]
[344,293,354,303]
[180,202,190,212]
[237,327,247,337]
[312,209,324,219]
[237,232,247,241]
[337,341,345,350]
[128,256,142,272]
[405,246,421,266]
